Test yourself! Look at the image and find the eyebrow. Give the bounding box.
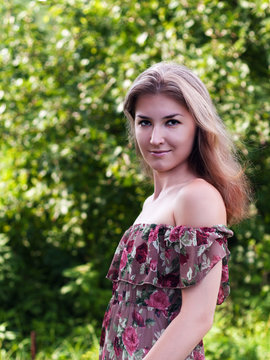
[135,113,183,119]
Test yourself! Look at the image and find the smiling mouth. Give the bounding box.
[149,150,171,156]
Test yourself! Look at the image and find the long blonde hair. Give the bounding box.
[123,62,251,225]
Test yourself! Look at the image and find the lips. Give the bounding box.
[149,150,171,156]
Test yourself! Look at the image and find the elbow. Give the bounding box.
[186,306,214,336]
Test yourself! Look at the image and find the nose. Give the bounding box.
[150,126,164,145]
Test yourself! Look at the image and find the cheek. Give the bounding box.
[135,129,147,147]
[174,128,196,151]
[134,133,144,156]
[184,125,197,143]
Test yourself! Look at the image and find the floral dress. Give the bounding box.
[99,223,233,360]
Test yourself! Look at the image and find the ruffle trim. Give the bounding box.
[106,224,233,305]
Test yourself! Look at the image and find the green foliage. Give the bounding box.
[0,324,98,360]
[205,304,270,360]
[0,0,269,358]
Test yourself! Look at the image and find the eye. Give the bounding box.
[166,119,181,126]
[138,120,151,127]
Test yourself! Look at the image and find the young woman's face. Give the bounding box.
[134,93,197,175]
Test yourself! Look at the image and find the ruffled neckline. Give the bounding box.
[129,223,232,232]
[106,222,233,305]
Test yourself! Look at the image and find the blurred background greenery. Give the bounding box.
[0,0,269,359]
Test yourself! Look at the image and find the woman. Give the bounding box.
[99,62,250,359]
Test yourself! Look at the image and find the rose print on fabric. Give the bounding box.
[135,242,148,264]
[103,307,111,329]
[145,289,170,310]
[132,310,145,327]
[122,326,139,356]
[113,337,122,357]
[126,240,134,254]
[194,350,206,360]
[119,248,128,271]
[148,226,160,243]
[100,224,233,360]
[180,251,189,265]
[150,259,157,271]
[100,327,105,348]
[158,273,179,287]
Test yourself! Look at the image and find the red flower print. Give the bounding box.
[221,264,229,283]
[197,230,210,245]
[217,286,225,305]
[126,240,134,253]
[122,233,129,244]
[144,347,150,356]
[165,248,173,260]
[169,226,185,242]
[132,310,145,327]
[135,243,148,264]
[117,293,123,302]
[158,273,179,287]
[148,227,160,243]
[100,327,105,347]
[122,326,139,355]
[210,255,221,267]
[145,289,170,310]
[120,248,128,271]
[113,337,122,357]
[107,268,118,281]
[112,281,118,293]
[169,227,180,242]
[216,236,224,245]
[150,259,157,271]
[194,350,205,360]
[103,307,111,328]
[179,251,189,265]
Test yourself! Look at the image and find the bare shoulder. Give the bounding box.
[142,194,154,208]
[178,178,223,202]
[173,178,227,227]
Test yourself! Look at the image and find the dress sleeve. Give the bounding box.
[163,225,233,304]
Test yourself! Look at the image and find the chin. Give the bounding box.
[151,165,172,173]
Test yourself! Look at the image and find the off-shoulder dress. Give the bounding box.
[99,223,233,360]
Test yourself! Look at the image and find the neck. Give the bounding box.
[152,166,197,200]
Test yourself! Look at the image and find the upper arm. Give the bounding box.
[173,179,227,227]
[180,259,222,325]
[174,179,226,322]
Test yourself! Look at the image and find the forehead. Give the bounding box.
[135,93,187,117]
